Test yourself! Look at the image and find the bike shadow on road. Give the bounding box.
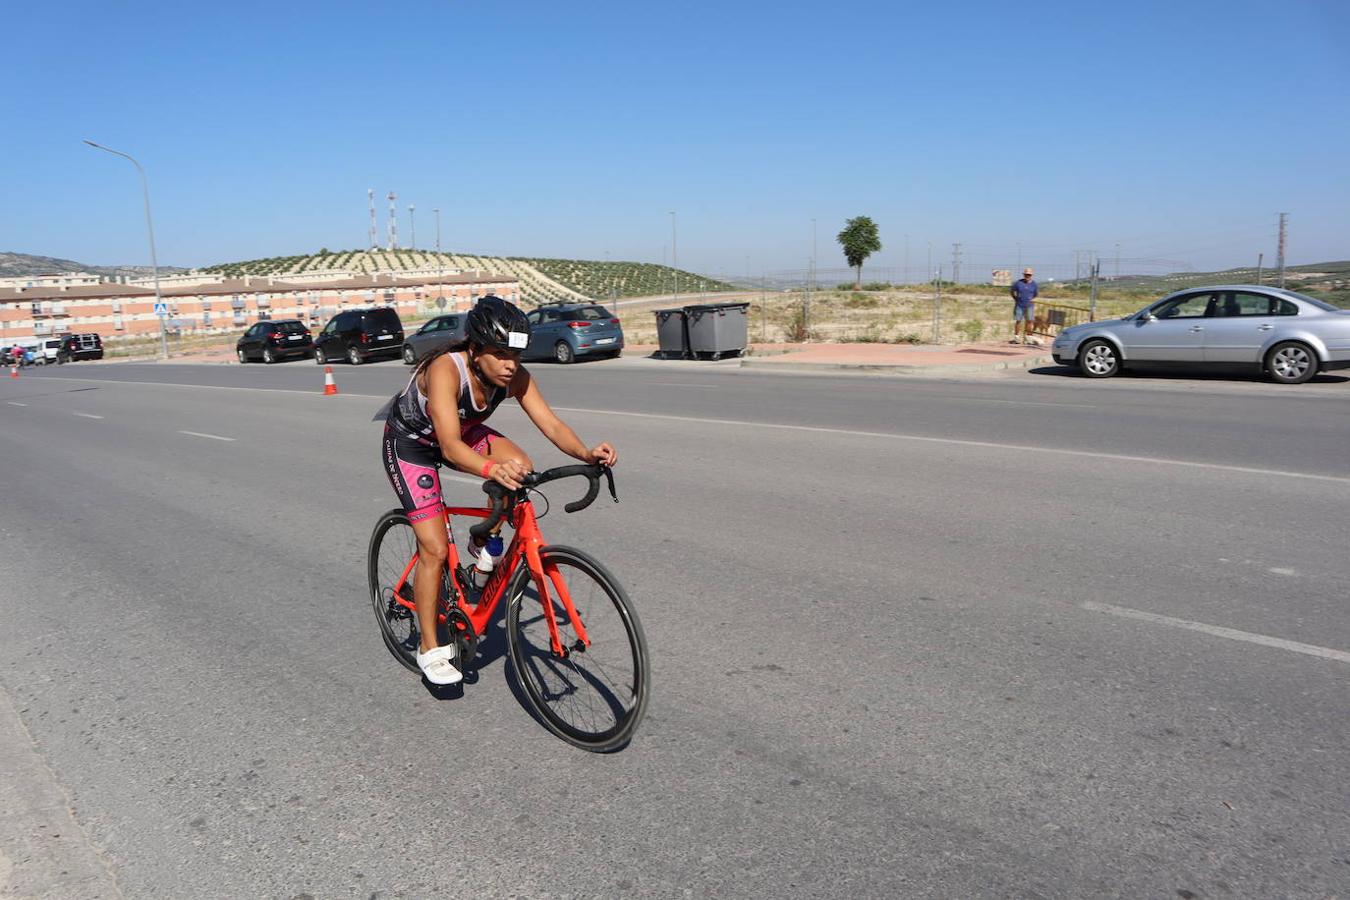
[1027,364,1350,386]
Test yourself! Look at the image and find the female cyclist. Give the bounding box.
[381,296,618,685]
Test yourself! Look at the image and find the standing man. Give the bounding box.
[1010,267,1038,344]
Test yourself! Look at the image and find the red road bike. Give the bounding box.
[367,464,649,751]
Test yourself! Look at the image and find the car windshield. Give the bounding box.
[272,321,308,334]
[573,306,613,320]
[1281,290,1340,312]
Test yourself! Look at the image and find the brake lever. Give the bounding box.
[603,465,618,503]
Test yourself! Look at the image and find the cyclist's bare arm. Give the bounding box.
[513,369,617,466]
[424,356,528,487]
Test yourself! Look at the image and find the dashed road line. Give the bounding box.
[7,401,27,407]
[1081,601,1350,664]
[179,430,236,442]
[72,412,104,419]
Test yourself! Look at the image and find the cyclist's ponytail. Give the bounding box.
[413,338,470,375]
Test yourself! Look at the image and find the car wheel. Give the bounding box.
[1266,341,1317,384]
[554,341,575,364]
[403,344,416,365]
[263,347,276,364]
[348,347,363,365]
[315,347,327,365]
[1078,339,1120,378]
[237,348,248,364]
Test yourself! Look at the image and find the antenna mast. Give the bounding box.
[368,189,377,250]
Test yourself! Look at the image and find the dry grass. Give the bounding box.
[618,288,1146,346]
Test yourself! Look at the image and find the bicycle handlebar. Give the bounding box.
[468,463,617,541]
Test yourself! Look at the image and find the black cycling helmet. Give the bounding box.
[465,295,531,352]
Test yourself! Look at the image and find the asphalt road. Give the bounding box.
[1,357,1348,899]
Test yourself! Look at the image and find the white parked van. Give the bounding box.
[34,338,64,365]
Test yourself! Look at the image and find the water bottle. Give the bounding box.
[471,542,493,589]
[486,534,504,563]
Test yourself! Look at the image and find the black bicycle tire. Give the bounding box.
[368,509,422,674]
[505,545,650,751]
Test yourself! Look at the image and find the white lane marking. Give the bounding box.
[31,377,1350,486]
[23,375,384,399]
[7,401,27,407]
[72,412,104,419]
[179,430,236,442]
[946,396,1095,409]
[1081,601,1350,664]
[550,406,1350,486]
[649,382,720,388]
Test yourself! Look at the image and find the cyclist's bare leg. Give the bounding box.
[409,515,450,653]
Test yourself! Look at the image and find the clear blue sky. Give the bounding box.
[5,0,1347,280]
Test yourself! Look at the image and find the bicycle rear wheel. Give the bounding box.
[505,545,650,751]
[368,509,423,674]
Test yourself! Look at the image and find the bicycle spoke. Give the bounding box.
[507,549,647,748]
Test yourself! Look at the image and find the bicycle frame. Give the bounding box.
[389,497,591,658]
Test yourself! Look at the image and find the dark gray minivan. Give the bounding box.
[314,307,404,365]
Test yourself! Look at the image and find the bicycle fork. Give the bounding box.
[523,541,591,658]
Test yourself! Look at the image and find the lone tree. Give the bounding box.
[837,216,882,288]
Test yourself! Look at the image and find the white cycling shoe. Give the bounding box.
[415,645,463,685]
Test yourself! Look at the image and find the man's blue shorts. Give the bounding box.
[1013,303,1034,322]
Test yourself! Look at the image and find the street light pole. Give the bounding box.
[83,139,167,360]
[669,211,679,307]
[433,207,444,305]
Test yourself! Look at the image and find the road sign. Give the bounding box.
[153,302,168,317]
[436,297,446,309]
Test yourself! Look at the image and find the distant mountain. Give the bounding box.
[0,251,187,279]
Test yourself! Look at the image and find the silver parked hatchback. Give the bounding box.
[1052,286,1350,384]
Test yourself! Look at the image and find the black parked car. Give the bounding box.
[524,303,624,363]
[402,313,467,365]
[236,319,314,363]
[314,307,404,365]
[58,333,104,362]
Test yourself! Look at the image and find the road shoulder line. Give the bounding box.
[1082,601,1350,664]
[550,406,1350,486]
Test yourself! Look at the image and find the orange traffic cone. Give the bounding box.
[322,365,338,396]
[9,364,17,379]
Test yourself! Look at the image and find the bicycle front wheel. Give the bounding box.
[505,546,650,752]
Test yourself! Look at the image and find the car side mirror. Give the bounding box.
[1140,313,1156,323]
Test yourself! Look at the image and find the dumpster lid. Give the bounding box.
[684,302,750,313]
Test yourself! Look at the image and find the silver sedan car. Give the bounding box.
[1052,285,1350,384]
[401,312,467,365]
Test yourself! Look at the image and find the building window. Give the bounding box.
[114,314,124,330]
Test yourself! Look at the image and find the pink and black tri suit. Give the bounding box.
[382,352,510,523]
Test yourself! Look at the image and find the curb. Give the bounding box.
[738,353,1055,376]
